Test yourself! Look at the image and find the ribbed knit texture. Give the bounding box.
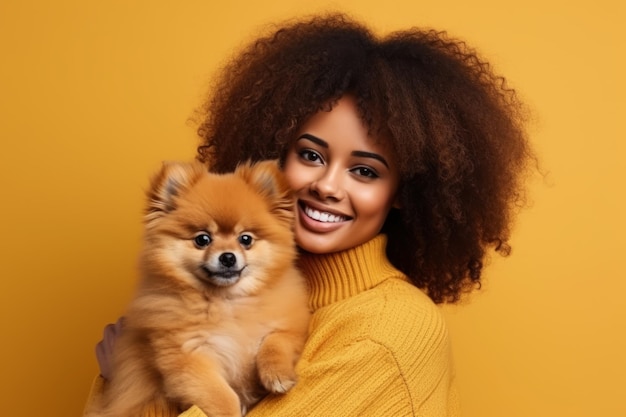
[85,235,460,416]
[301,233,403,310]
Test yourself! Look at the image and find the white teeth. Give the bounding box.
[304,205,346,223]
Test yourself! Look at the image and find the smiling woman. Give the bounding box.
[196,14,534,305]
[283,95,401,254]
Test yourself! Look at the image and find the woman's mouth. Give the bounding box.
[303,204,348,223]
[297,201,351,232]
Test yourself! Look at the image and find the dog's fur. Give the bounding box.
[86,160,311,417]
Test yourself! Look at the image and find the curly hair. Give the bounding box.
[196,13,534,303]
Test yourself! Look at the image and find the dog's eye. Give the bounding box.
[238,234,253,248]
[193,233,211,248]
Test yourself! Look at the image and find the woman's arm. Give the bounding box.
[248,339,413,417]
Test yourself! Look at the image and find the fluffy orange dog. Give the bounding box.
[86,160,310,417]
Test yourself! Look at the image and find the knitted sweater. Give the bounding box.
[86,234,460,416]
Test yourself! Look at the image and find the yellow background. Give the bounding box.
[1,1,624,416]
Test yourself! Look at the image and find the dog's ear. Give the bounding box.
[145,160,207,224]
[235,160,294,225]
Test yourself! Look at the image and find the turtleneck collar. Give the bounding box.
[297,234,406,311]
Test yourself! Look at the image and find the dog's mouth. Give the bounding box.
[200,266,246,286]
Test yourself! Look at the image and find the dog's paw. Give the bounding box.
[259,368,297,394]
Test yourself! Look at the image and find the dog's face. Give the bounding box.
[140,160,296,296]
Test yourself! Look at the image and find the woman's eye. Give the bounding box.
[299,149,323,164]
[193,233,212,248]
[238,234,254,248]
[352,166,379,178]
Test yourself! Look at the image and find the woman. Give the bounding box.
[90,13,534,416]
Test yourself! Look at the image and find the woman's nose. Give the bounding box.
[310,166,344,201]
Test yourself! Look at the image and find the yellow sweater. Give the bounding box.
[86,235,460,416]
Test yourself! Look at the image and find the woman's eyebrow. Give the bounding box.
[297,133,328,148]
[351,151,389,168]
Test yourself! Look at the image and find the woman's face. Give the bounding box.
[283,96,400,254]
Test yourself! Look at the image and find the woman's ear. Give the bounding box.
[392,188,403,209]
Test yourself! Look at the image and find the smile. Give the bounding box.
[302,203,349,223]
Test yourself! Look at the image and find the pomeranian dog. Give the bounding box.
[85,160,311,417]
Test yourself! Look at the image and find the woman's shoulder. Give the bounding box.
[318,276,448,351]
[370,277,448,341]
[315,276,451,373]
[350,275,445,323]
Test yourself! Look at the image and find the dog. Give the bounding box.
[85,160,311,417]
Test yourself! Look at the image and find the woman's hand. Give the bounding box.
[95,317,124,380]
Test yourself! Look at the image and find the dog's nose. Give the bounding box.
[219,252,237,268]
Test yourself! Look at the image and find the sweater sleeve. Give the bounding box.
[247,339,413,417]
